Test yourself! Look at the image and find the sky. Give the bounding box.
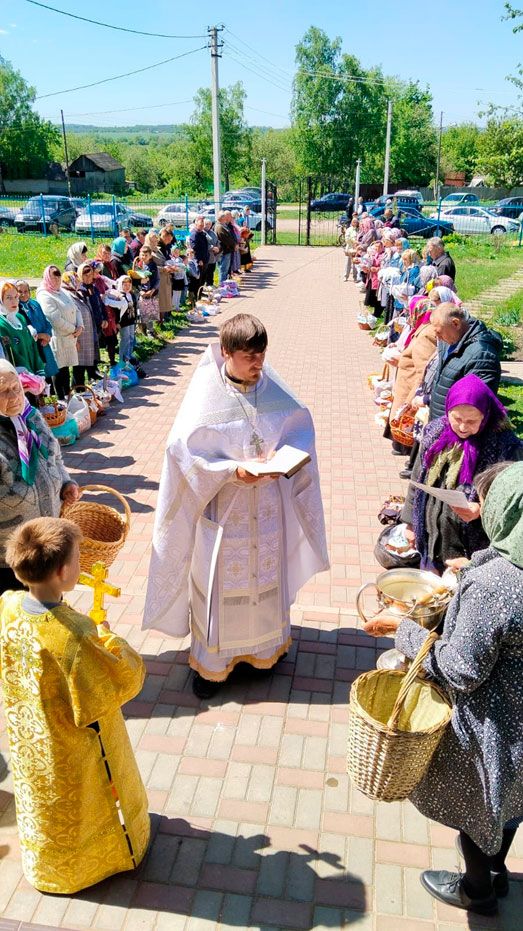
[0,0,521,130]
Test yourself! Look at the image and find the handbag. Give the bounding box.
[377,495,405,525]
[374,523,420,570]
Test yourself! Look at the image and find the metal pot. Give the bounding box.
[356,568,452,631]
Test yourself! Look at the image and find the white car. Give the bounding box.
[154,203,200,228]
[199,205,272,231]
[429,206,520,235]
[74,202,153,235]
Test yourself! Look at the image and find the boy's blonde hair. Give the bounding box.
[6,517,82,584]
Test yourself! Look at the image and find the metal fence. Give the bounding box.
[0,191,276,247]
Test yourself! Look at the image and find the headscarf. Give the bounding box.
[359,217,375,234]
[434,275,457,292]
[395,238,410,252]
[388,228,402,241]
[116,275,132,294]
[66,241,88,268]
[0,360,45,485]
[405,296,433,347]
[419,265,438,288]
[431,286,461,306]
[77,261,93,281]
[111,237,127,258]
[482,462,523,568]
[424,373,508,486]
[42,265,62,293]
[0,281,23,330]
[61,271,79,291]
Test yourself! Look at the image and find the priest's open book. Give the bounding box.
[242,445,311,479]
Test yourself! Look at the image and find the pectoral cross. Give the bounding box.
[78,561,121,626]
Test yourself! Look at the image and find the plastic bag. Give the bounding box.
[374,524,420,570]
[67,393,91,434]
[51,417,79,447]
[110,363,139,389]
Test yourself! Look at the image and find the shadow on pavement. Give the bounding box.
[76,816,367,928]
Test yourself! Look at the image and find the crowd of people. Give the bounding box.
[348,220,523,917]
[0,209,256,402]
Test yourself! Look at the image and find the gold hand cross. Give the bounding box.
[78,561,121,625]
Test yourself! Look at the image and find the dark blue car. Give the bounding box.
[368,206,453,238]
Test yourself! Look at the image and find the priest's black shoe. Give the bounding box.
[192,672,222,700]
[420,870,498,915]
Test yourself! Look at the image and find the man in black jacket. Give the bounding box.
[189,216,209,294]
[429,303,502,420]
[215,210,237,283]
[427,237,456,281]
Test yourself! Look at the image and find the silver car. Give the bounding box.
[154,203,200,228]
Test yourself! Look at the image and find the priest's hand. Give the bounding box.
[235,467,278,484]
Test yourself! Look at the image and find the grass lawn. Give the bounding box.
[448,238,523,302]
[0,229,81,278]
[499,384,523,437]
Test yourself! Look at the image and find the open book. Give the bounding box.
[243,445,311,479]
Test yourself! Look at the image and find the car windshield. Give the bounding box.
[86,204,114,215]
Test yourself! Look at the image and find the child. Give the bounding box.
[0,517,150,894]
[166,247,186,311]
[185,248,200,305]
[133,245,160,335]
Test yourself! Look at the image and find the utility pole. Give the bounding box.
[435,110,444,202]
[354,158,361,206]
[61,109,72,198]
[208,25,223,218]
[261,158,267,245]
[383,100,392,196]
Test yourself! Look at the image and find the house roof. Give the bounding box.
[69,152,124,172]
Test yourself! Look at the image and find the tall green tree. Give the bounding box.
[251,128,299,199]
[185,82,252,190]
[291,27,436,187]
[478,117,523,185]
[440,123,482,180]
[0,56,59,187]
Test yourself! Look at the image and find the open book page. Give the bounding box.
[410,481,470,508]
[242,445,311,479]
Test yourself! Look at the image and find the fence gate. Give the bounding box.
[265,180,277,244]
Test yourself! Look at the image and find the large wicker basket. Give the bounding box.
[390,404,416,448]
[61,484,131,572]
[346,632,451,801]
[40,399,67,428]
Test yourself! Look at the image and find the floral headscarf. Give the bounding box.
[42,265,62,293]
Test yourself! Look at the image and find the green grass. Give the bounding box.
[499,385,523,437]
[0,229,83,278]
[446,238,523,302]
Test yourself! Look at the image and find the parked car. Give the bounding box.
[393,189,424,207]
[200,205,273,231]
[222,192,262,212]
[429,205,519,235]
[490,197,523,219]
[153,203,200,228]
[70,197,87,214]
[15,196,77,232]
[310,192,351,212]
[368,205,453,237]
[0,205,16,227]
[441,192,480,208]
[75,202,153,235]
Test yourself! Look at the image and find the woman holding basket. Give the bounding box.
[364,460,523,917]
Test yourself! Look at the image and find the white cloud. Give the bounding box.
[0,28,9,34]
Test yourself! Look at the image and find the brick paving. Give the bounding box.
[1,245,522,930]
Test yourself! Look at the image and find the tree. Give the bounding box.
[440,123,482,180]
[478,118,523,185]
[0,56,59,187]
[290,27,436,188]
[251,128,299,199]
[185,83,252,191]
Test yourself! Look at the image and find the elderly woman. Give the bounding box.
[430,285,462,306]
[0,360,79,593]
[0,282,45,378]
[65,241,88,273]
[16,280,59,384]
[110,237,132,280]
[61,272,100,386]
[386,296,438,453]
[144,230,172,323]
[36,266,83,399]
[365,460,523,917]
[402,373,523,573]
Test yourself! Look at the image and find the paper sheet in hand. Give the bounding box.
[411,481,470,508]
[243,445,311,479]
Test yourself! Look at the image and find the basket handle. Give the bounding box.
[78,484,131,537]
[381,362,390,382]
[386,631,439,732]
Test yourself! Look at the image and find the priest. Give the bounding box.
[143,313,328,698]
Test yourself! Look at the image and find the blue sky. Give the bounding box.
[1,0,521,129]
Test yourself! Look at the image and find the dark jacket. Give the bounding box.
[429,318,503,421]
[432,250,456,281]
[189,228,209,265]
[215,221,237,255]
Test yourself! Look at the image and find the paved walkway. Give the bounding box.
[1,246,522,931]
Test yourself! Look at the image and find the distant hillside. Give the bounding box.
[58,123,277,136]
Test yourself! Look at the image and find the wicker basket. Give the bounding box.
[61,484,131,572]
[368,364,390,392]
[40,400,67,428]
[390,404,416,448]
[346,632,452,801]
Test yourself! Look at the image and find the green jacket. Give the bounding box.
[0,314,45,376]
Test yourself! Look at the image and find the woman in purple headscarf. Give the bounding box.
[401,373,523,573]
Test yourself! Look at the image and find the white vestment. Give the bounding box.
[142,343,329,680]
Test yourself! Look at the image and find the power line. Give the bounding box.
[223,27,290,79]
[23,0,208,39]
[64,100,193,117]
[244,105,290,120]
[36,46,206,99]
[224,44,292,95]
